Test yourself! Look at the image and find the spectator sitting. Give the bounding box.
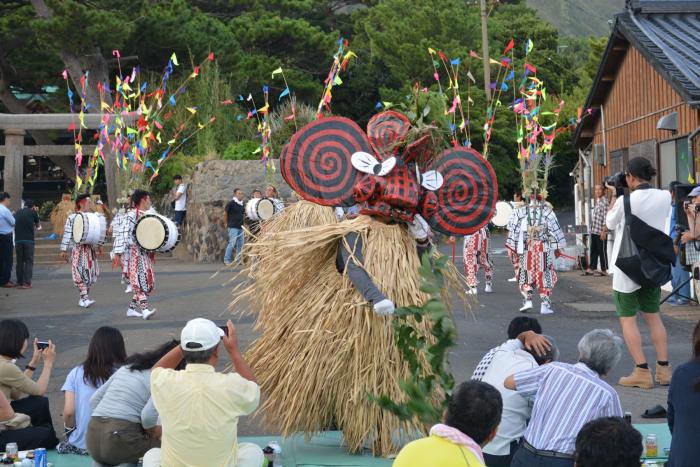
[142,319,261,467]
[58,326,126,455]
[574,417,642,467]
[481,335,559,466]
[505,329,624,467]
[393,380,502,467]
[0,319,59,450]
[87,340,182,466]
[472,316,549,381]
[667,319,700,467]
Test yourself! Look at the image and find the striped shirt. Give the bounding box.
[513,362,622,454]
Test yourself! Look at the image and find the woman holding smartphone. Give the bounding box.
[0,319,59,449]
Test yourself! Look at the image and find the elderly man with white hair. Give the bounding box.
[504,329,624,467]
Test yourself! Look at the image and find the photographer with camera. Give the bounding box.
[606,157,673,389]
[679,187,700,277]
[669,181,691,306]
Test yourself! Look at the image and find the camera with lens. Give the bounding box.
[604,171,628,190]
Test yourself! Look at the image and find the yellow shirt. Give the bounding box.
[0,358,40,400]
[393,435,485,467]
[150,364,260,467]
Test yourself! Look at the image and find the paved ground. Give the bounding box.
[2,232,697,437]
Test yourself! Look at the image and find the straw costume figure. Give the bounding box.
[50,194,74,236]
[234,111,498,456]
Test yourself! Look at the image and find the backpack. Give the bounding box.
[615,193,674,288]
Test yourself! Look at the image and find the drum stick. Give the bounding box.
[451,242,456,263]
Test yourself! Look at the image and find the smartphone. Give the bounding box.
[218,325,229,337]
[37,341,49,350]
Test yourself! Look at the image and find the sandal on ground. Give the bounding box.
[641,404,667,419]
[581,271,593,276]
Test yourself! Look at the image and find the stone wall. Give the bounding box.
[184,160,292,262]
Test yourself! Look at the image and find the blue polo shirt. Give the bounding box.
[0,204,15,235]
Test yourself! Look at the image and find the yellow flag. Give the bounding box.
[187,107,197,114]
[428,48,436,55]
[333,75,343,86]
[271,67,283,77]
[689,174,696,184]
[343,51,357,61]
[171,53,179,66]
[489,58,502,65]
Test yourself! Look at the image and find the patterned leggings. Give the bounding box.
[507,248,520,278]
[518,241,557,303]
[128,246,154,311]
[71,245,98,299]
[463,229,494,288]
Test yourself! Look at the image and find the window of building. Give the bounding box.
[610,148,628,174]
[659,137,693,188]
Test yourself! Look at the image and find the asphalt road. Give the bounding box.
[1,231,696,437]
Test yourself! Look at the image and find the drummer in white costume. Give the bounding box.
[265,185,285,213]
[110,197,132,293]
[60,194,104,308]
[113,189,157,320]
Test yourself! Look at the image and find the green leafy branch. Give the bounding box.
[370,253,456,425]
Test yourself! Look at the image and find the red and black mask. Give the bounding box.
[280,111,498,235]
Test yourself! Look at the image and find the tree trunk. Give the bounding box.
[30,0,119,205]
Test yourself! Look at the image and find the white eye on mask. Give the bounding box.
[419,170,444,191]
[351,152,396,176]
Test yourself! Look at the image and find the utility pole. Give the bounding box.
[480,0,491,101]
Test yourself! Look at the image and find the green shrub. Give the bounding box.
[221,140,262,160]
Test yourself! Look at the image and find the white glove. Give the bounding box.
[408,214,430,241]
[373,299,395,316]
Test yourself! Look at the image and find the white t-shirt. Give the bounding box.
[481,347,538,456]
[174,184,187,211]
[606,187,671,293]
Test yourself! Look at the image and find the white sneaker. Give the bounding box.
[519,300,533,312]
[507,277,517,282]
[466,287,478,295]
[127,308,143,318]
[484,283,493,293]
[79,298,95,308]
[373,299,395,316]
[142,308,157,320]
[124,284,133,294]
[540,302,554,315]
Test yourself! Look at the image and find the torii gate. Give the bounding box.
[0,113,119,211]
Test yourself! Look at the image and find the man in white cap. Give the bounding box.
[143,318,262,467]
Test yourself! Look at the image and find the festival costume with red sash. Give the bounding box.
[506,202,565,305]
